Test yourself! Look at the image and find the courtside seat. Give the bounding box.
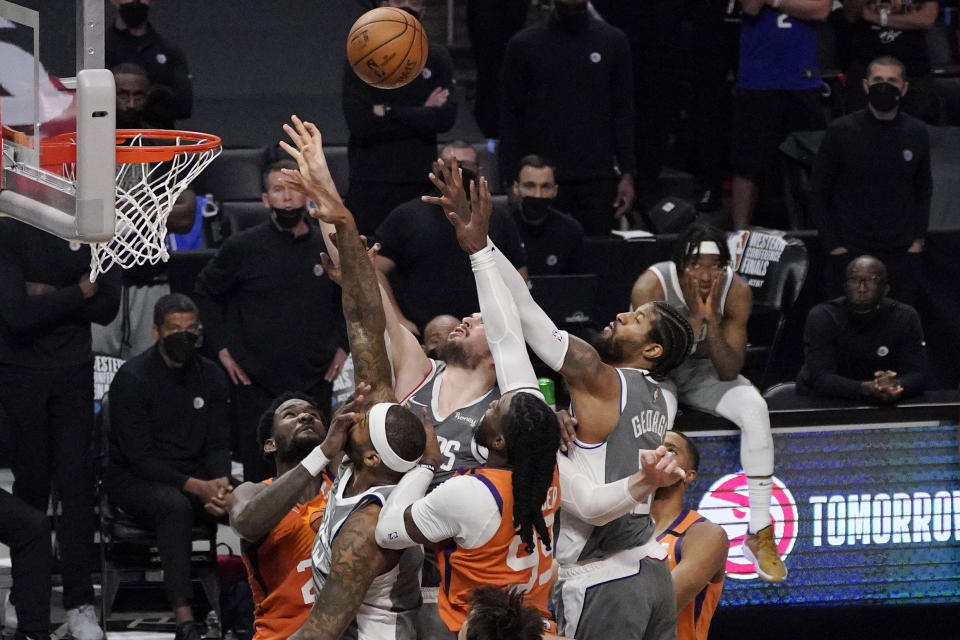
[324,145,350,196]
[221,201,271,237]
[193,147,269,202]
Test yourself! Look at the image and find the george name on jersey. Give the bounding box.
[631,410,667,440]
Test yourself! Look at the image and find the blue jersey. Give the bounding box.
[737,8,820,91]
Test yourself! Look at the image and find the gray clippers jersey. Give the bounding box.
[311,463,423,640]
[556,368,672,564]
[403,359,499,488]
[648,260,734,358]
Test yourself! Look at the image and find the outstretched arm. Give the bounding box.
[289,505,398,640]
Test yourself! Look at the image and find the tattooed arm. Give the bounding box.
[290,504,400,640]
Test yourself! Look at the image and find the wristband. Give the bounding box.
[418,463,437,473]
[300,446,331,477]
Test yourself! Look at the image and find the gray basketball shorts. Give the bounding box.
[664,357,753,413]
[554,554,677,640]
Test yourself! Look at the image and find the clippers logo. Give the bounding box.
[698,473,798,580]
[727,231,750,272]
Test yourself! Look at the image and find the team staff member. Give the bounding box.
[194,158,348,483]
[228,388,367,640]
[106,0,193,128]
[0,218,120,640]
[106,294,231,640]
[652,431,727,640]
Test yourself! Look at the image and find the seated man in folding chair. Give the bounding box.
[630,222,784,583]
[105,293,232,640]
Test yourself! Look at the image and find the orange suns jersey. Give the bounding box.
[436,466,561,632]
[241,472,334,640]
[656,508,724,640]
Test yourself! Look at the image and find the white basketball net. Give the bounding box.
[67,132,221,280]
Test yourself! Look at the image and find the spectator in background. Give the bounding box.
[500,0,636,235]
[509,154,583,275]
[342,0,457,236]
[106,0,193,129]
[0,219,121,640]
[92,63,196,359]
[374,143,526,334]
[0,490,51,640]
[798,255,927,402]
[731,0,830,230]
[193,159,347,483]
[466,0,529,138]
[106,294,230,640]
[841,0,940,123]
[809,56,931,305]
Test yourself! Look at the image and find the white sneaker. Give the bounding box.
[65,605,103,640]
[4,591,18,631]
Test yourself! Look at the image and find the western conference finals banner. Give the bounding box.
[686,423,960,606]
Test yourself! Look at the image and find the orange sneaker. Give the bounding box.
[743,525,787,583]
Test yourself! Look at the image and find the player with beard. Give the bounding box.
[652,431,727,640]
[422,314,460,359]
[425,160,695,640]
[228,386,367,640]
[278,125,428,640]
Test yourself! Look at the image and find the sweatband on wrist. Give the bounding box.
[369,402,420,472]
[300,446,330,477]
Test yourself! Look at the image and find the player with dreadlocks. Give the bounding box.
[414,160,697,640]
[631,222,784,584]
[375,173,563,635]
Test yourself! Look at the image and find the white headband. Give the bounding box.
[368,402,419,473]
[697,241,721,255]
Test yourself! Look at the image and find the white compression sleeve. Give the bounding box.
[374,466,433,550]
[488,240,569,371]
[470,246,540,393]
[556,453,641,527]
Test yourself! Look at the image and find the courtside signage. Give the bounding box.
[688,424,960,606]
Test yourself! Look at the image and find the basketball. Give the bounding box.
[346,7,429,90]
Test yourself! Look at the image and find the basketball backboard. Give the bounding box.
[0,0,116,241]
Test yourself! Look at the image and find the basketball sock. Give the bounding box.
[747,476,773,534]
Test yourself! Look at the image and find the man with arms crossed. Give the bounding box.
[426,162,696,639]
[631,222,784,583]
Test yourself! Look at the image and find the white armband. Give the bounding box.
[557,453,641,527]
[374,466,433,550]
[300,446,330,477]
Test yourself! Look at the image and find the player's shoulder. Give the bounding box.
[684,512,728,547]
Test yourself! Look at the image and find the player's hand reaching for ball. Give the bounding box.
[280,115,341,203]
[423,157,470,222]
[439,172,493,255]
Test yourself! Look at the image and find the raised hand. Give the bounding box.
[639,446,686,488]
[280,115,341,202]
[444,176,493,254]
[321,232,380,287]
[281,167,353,226]
[423,157,470,222]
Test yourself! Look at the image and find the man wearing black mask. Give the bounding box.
[510,154,583,275]
[106,0,193,129]
[194,158,348,483]
[106,293,231,640]
[797,255,927,401]
[500,0,636,235]
[809,56,931,305]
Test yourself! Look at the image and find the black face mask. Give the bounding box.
[273,206,306,229]
[520,196,552,225]
[118,1,150,29]
[867,82,901,113]
[554,1,589,31]
[399,6,421,21]
[161,331,199,365]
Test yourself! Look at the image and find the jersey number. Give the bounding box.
[505,512,555,593]
[297,559,315,605]
[777,14,792,29]
[436,435,460,471]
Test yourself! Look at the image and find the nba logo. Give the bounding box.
[727,231,750,272]
[697,473,798,580]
